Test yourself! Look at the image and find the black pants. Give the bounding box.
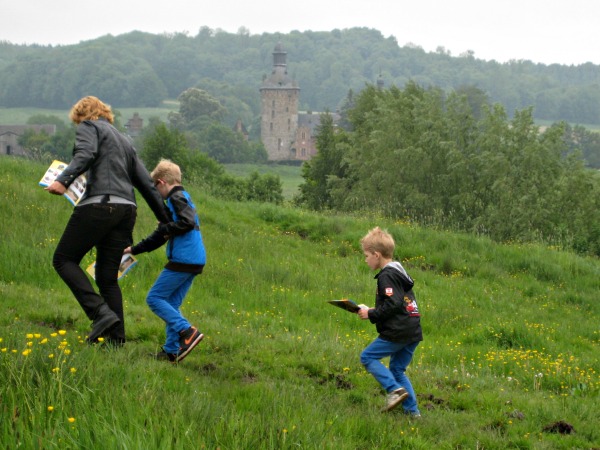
[53,203,137,341]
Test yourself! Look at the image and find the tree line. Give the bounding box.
[1,27,600,128]
[298,83,600,256]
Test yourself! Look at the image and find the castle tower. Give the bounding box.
[260,43,300,161]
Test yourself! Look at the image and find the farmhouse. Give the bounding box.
[0,125,56,156]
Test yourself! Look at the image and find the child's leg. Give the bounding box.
[360,337,403,392]
[389,341,420,413]
[146,269,195,353]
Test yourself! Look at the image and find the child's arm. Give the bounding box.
[126,227,168,255]
[159,191,197,237]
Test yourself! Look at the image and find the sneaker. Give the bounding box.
[381,387,409,413]
[176,327,204,362]
[152,349,177,362]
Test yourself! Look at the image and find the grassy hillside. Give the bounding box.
[1,157,598,449]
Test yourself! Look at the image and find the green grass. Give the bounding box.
[0,102,178,126]
[1,157,599,449]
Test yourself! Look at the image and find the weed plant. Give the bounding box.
[1,157,598,449]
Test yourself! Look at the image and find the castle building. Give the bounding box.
[260,43,340,162]
[260,43,300,161]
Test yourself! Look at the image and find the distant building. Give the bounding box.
[233,119,249,141]
[124,113,143,137]
[260,43,300,161]
[0,125,56,157]
[260,43,338,162]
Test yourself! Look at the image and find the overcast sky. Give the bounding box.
[2,0,598,66]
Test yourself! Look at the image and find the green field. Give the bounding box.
[1,157,599,449]
[0,102,178,126]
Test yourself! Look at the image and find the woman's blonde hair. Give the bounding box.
[360,227,395,258]
[151,159,182,185]
[69,96,114,124]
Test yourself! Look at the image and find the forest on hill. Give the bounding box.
[1,27,600,127]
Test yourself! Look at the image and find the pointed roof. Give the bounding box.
[260,43,299,90]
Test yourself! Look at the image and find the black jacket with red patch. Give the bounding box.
[368,261,423,343]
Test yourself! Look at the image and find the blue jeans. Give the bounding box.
[146,269,197,353]
[360,337,420,414]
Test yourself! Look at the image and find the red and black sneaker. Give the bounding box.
[176,326,204,362]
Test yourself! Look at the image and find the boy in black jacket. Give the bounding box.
[357,227,422,415]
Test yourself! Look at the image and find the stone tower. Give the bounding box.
[260,43,300,161]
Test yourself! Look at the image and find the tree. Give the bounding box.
[27,114,67,131]
[175,88,226,130]
[140,123,190,169]
[297,112,345,210]
[18,129,52,162]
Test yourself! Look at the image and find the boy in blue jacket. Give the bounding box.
[357,227,422,415]
[124,159,206,363]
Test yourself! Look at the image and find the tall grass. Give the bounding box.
[1,157,599,449]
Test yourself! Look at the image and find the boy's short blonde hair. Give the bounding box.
[151,159,182,185]
[69,96,114,124]
[360,227,395,258]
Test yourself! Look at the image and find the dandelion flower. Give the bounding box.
[70,367,77,374]
[58,330,67,336]
[68,417,75,423]
[47,406,54,412]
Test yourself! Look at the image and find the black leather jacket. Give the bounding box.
[56,118,169,223]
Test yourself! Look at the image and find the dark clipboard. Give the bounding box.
[328,299,361,313]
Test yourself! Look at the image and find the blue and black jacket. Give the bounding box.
[130,186,206,274]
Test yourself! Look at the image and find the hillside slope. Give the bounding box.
[1,157,598,449]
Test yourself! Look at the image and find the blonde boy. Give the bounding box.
[124,159,206,362]
[358,227,423,415]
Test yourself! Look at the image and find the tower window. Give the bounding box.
[270,123,273,131]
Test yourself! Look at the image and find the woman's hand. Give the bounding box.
[45,181,67,195]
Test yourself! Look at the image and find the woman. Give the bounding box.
[46,96,170,345]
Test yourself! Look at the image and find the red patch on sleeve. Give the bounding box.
[385,287,393,296]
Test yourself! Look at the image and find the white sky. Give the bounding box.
[1,0,599,66]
